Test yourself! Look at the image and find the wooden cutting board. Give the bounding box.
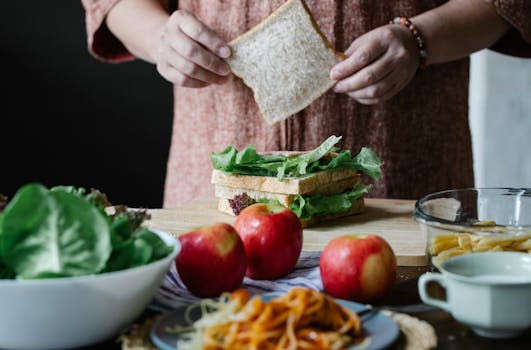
[145,197,427,266]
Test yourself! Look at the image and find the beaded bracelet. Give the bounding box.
[389,17,427,70]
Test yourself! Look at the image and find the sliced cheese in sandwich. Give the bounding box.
[210,135,383,227]
[226,0,343,125]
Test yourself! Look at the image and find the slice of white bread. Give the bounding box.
[214,176,360,207]
[226,0,343,124]
[217,197,365,228]
[211,169,360,195]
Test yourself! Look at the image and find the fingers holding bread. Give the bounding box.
[156,10,232,86]
[331,25,419,104]
[172,10,231,60]
[332,55,394,93]
[331,35,385,81]
[170,29,231,78]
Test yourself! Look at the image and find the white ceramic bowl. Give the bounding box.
[0,229,180,350]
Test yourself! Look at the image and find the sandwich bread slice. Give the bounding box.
[225,0,343,125]
[211,136,383,227]
[214,175,360,208]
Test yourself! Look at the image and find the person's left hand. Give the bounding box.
[330,24,420,105]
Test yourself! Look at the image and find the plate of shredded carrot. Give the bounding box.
[150,287,399,350]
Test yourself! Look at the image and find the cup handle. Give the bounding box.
[418,272,450,312]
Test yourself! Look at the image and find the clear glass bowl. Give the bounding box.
[413,188,531,268]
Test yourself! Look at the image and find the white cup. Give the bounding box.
[418,252,531,339]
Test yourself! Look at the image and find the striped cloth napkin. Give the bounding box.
[150,251,323,311]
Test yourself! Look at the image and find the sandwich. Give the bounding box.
[211,135,383,227]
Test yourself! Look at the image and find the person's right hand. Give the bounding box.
[153,10,232,87]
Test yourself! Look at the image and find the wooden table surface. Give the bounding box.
[145,197,428,266]
[85,198,530,349]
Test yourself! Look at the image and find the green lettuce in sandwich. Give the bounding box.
[210,135,383,227]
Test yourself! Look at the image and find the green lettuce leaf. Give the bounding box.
[289,183,372,221]
[211,135,383,181]
[103,228,173,273]
[352,147,383,180]
[1,184,111,279]
[0,184,172,280]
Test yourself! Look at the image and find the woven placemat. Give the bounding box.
[119,310,437,350]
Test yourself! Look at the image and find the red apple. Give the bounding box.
[233,203,303,280]
[320,234,397,303]
[175,222,246,297]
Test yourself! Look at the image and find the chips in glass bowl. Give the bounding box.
[413,188,531,268]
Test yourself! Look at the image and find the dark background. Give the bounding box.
[1,1,173,208]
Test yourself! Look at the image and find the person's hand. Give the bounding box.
[153,10,232,87]
[330,25,420,105]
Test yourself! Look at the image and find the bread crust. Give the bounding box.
[297,0,346,61]
[211,169,360,195]
[228,0,343,60]
[228,0,298,47]
[214,176,360,206]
